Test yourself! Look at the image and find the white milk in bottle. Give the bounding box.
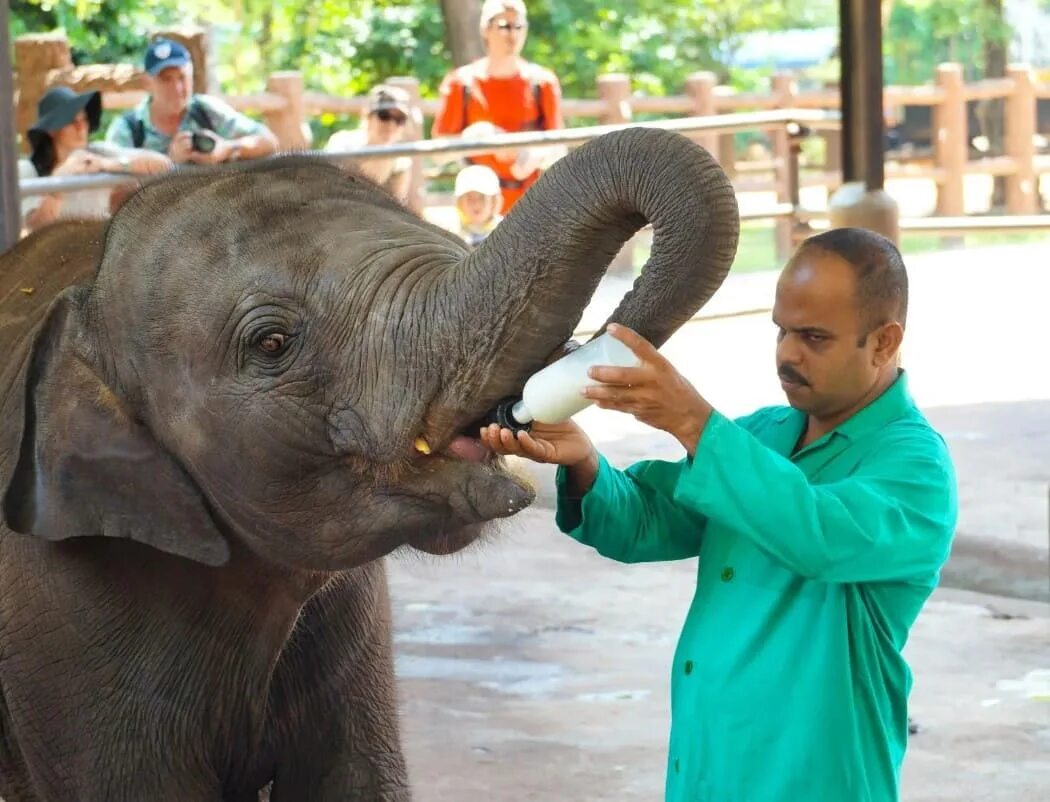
[510,332,641,425]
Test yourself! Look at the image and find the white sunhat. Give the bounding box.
[454,165,501,197]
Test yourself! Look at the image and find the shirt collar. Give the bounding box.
[774,370,914,442]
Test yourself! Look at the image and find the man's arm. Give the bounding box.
[196,96,278,161]
[556,454,707,564]
[90,142,172,175]
[675,413,958,584]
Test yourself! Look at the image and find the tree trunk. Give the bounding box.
[440,0,484,67]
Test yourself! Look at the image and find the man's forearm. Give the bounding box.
[232,133,278,159]
[564,451,600,497]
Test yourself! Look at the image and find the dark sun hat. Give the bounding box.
[27,85,102,155]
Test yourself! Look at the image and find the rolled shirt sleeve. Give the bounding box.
[675,412,958,584]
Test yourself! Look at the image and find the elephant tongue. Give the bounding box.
[445,436,491,463]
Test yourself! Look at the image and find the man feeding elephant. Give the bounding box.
[483,228,958,802]
[0,128,740,801]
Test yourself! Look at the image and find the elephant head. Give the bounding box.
[1,127,738,572]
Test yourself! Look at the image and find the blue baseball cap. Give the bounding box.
[144,38,191,76]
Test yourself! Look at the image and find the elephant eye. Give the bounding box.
[255,331,289,356]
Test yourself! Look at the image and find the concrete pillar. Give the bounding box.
[829,0,900,244]
[828,182,900,243]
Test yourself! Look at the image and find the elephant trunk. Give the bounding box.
[440,127,741,422]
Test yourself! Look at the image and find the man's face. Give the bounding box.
[483,9,528,58]
[772,248,895,419]
[457,191,499,226]
[148,64,193,115]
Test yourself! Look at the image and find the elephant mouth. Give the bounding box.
[441,434,494,463]
[401,432,534,555]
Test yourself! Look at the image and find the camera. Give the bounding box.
[191,132,217,154]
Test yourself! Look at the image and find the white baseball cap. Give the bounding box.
[455,165,501,198]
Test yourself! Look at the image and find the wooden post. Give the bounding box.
[388,76,425,215]
[934,63,967,217]
[771,73,796,261]
[684,72,719,159]
[1005,64,1037,215]
[264,72,308,151]
[596,74,631,124]
[152,28,211,95]
[14,33,73,155]
[684,72,736,177]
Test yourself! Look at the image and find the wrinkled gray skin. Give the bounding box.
[0,128,739,801]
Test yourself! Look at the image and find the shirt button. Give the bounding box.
[674,757,680,774]
[721,566,735,582]
[684,660,694,675]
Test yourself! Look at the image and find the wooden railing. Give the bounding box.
[12,31,1050,220]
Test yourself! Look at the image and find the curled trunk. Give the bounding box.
[442,126,740,417]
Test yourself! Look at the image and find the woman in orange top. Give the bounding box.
[432,0,564,211]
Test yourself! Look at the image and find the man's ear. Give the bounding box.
[2,287,230,566]
[871,321,904,367]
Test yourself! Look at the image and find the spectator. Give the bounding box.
[105,38,278,165]
[453,164,502,247]
[325,84,414,202]
[432,0,564,211]
[19,86,171,233]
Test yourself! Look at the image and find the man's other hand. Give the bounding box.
[584,324,713,456]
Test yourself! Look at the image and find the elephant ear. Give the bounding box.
[2,287,230,566]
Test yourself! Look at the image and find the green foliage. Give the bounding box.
[885,0,1012,84]
[10,0,837,102]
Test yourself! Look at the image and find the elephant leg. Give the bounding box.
[267,562,410,802]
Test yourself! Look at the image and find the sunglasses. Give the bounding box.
[492,20,526,31]
[374,109,407,125]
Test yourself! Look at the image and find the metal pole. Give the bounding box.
[0,0,21,252]
[839,0,885,191]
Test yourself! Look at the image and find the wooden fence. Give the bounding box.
[13,31,1050,218]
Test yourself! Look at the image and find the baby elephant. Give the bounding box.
[0,128,738,801]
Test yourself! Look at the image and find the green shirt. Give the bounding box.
[555,373,957,802]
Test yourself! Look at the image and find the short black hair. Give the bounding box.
[798,227,908,332]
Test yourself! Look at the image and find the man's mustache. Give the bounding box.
[777,365,810,386]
